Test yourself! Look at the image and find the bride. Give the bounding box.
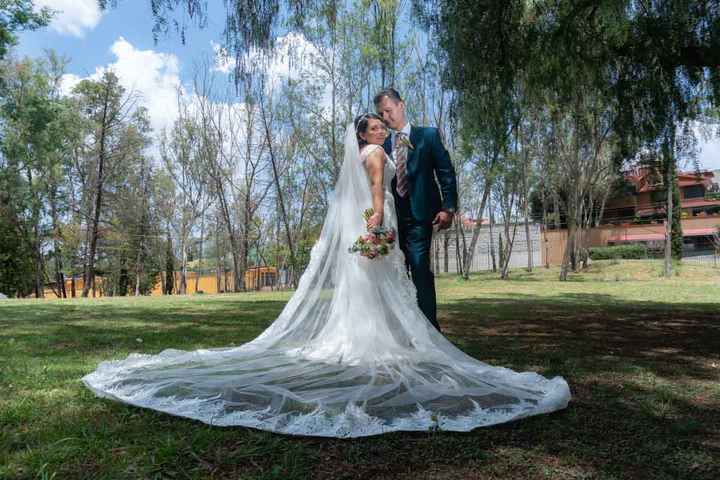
[83,115,571,438]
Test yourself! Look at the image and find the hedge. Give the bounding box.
[589,244,649,260]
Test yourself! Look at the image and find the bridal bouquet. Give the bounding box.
[348,208,396,259]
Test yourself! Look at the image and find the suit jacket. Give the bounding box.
[383,126,458,223]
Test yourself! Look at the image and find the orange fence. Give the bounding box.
[43,267,279,299]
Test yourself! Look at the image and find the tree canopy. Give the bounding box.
[0,0,52,60]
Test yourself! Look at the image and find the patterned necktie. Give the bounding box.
[394,132,409,197]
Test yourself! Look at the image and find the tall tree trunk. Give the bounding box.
[670,166,683,261]
[461,149,498,279]
[595,187,610,227]
[82,82,111,298]
[498,233,505,276]
[215,212,222,293]
[259,98,298,287]
[241,196,251,289]
[553,193,561,229]
[560,201,577,281]
[454,221,462,273]
[134,156,148,296]
[164,229,174,294]
[443,233,449,273]
[664,134,674,278]
[522,192,533,272]
[462,184,493,279]
[118,256,128,296]
[195,212,205,294]
[500,200,519,280]
[26,167,44,297]
[489,199,497,273]
[216,181,243,291]
[541,184,550,268]
[50,185,66,298]
[223,252,230,292]
[179,230,188,295]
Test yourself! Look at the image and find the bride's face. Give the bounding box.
[361,118,389,145]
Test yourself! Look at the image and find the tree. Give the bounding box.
[0,0,52,60]
[72,71,140,297]
[0,190,33,296]
[422,1,719,277]
[102,107,157,296]
[492,162,520,280]
[160,108,207,295]
[0,53,82,297]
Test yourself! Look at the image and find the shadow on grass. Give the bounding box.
[441,292,720,382]
[2,291,719,479]
[305,376,719,480]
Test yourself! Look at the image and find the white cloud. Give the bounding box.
[265,33,322,87]
[60,38,251,168]
[105,38,183,136]
[213,33,327,99]
[211,41,236,74]
[691,121,720,172]
[35,0,102,37]
[61,38,183,139]
[697,138,720,171]
[240,32,337,114]
[58,73,82,96]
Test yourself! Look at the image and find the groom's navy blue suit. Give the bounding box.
[383,126,458,331]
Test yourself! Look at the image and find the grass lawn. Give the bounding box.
[1,260,719,479]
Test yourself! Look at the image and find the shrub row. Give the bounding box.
[589,244,649,260]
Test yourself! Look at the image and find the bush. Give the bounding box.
[589,244,649,260]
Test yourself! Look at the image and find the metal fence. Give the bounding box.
[431,223,544,274]
[681,250,720,267]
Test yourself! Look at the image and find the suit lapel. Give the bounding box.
[382,136,392,156]
[407,126,422,174]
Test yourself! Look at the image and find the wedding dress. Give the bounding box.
[83,125,570,437]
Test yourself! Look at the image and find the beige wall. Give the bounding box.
[542,217,720,266]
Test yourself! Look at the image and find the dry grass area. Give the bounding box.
[1,260,719,479]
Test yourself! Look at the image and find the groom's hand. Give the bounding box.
[432,210,453,230]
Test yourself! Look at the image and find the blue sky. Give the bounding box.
[19,0,225,80]
[16,0,239,139]
[14,0,720,172]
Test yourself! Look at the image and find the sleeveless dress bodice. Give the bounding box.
[359,144,397,230]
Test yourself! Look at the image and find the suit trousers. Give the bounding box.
[395,194,440,332]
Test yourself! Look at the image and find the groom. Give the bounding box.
[375,88,458,333]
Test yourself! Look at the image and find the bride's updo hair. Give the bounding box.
[354,113,385,148]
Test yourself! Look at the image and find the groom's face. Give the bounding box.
[376,96,406,131]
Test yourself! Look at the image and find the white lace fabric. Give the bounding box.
[83,126,571,438]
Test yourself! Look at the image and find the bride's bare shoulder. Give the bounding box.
[360,144,386,162]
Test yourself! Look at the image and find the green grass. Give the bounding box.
[1,260,719,479]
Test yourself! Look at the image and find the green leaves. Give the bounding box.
[0,0,52,60]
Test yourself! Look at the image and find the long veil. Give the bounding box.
[82,124,571,437]
[245,123,391,355]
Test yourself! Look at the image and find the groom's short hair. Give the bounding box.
[374,88,403,105]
